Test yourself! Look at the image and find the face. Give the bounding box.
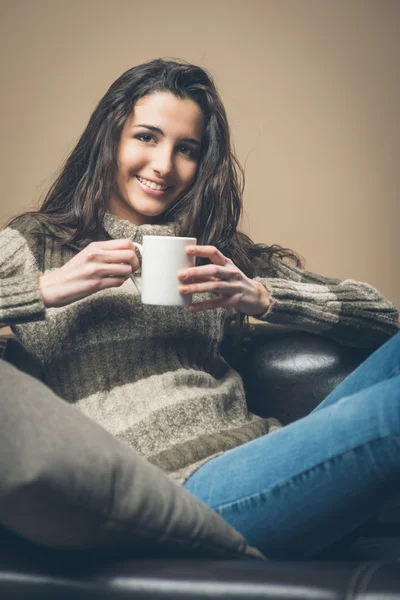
[108,91,204,225]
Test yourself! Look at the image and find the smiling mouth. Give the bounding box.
[136,175,170,191]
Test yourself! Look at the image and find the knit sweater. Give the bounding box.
[1,213,398,483]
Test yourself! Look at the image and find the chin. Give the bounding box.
[136,205,167,217]
[130,198,176,217]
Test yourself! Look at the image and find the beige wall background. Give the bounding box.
[1,0,399,307]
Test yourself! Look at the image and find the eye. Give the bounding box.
[135,134,155,143]
[177,145,198,159]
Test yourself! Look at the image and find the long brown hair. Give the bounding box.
[9,58,303,279]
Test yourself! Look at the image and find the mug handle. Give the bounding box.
[131,242,143,295]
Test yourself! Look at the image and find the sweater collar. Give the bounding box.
[102,212,179,243]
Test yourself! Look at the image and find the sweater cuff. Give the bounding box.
[0,275,46,325]
[252,277,340,330]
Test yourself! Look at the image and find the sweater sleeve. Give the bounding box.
[0,226,46,327]
[252,256,399,348]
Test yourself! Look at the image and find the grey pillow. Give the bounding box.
[0,360,264,560]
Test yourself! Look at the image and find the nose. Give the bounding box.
[152,144,174,178]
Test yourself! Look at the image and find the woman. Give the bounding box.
[1,58,399,559]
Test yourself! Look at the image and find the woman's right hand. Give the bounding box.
[39,239,139,308]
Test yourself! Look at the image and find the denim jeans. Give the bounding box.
[184,331,400,559]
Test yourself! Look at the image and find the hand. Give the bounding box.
[39,239,139,308]
[178,245,271,315]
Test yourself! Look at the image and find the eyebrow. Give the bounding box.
[133,124,201,146]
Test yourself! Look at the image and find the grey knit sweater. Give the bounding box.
[1,213,398,483]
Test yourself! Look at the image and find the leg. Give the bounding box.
[184,374,400,559]
[313,330,400,413]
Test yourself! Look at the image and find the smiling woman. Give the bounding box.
[109,92,203,225]
[1,58,399,561]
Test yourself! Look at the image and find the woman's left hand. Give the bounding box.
[178,245,271,316]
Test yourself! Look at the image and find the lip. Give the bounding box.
[135,175,172,197]
[138,175,171,186]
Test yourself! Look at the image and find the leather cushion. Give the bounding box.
[0,359,263,560]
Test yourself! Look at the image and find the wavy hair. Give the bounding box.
[9,58,303,280]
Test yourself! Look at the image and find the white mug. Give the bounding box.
[132,236,197,306]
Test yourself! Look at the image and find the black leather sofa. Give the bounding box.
[1,330,400,599]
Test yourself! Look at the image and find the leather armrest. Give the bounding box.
[237,331,372,424]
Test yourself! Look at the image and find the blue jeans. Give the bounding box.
[184,331,400,559]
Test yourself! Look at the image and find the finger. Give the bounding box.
[178,264,238,283]
[186,245,230,266]
[187,293,242,312]
[178,272,220,286]
[87,239,135,251]
[83,247,139,272]
[97,263,134,278]
[98,276,127,290]
[179,281,241,296]
[98,249,139,268]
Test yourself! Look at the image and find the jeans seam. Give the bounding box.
[212,434,400,515]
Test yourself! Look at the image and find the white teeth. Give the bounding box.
[137,176,168,191]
